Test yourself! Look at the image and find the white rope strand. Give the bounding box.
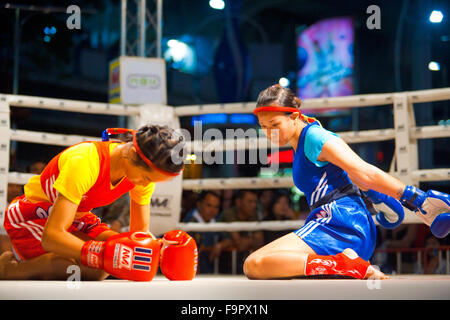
[182,176,294,190]
[1,94,140,116]
[177,212,422,232]
[9,124,448,151]
[181,168,450,190]
[173,87,450,117]
[11,129,99,146]
[7,169,450,188]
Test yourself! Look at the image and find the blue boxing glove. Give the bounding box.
[365,189,405,229]
[399,185,450,238]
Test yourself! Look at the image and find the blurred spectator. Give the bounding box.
[370,226,390,273]
[383,224,419,273]
[183,191,232,273]
[257,189,274,221]
[27,160,46,175]
[8,183,23,204]
[423,235,447,274]
[220,189,264,273]
[263,192,298,244]
[181,190,199,222]
[384,224,419,249]
[221,189,234,212]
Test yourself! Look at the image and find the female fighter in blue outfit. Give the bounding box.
[243,84,450,280]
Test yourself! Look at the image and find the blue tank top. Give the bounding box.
[293,122,352,207]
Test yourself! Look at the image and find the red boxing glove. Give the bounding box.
[160,230,198,281]
[80,231,162,281]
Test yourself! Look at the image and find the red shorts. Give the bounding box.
[3,195,110,261]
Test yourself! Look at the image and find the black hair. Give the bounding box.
[232,189,258,205]
[256,84,301,109]
[197,190,221,203]
[266,191,292,220]
[117,124,185,174]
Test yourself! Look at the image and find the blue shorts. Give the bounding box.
[293,195,377,261]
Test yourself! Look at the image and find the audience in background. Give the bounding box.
[262,191,298,244]
[7,183,23,204]
[180,190,198,222]
[96,194,130,233]
[219,189,264,274]
[221,189,234,212]
[183,191,232,274]
[27,160,47,175]
[423,234,447,274]
[257,189,274,221]
[380,224,419,274]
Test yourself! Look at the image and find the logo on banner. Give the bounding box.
[150,195,173,217]
[127,74,161,89]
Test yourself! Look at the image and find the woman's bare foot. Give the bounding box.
[0,251,19,279]
[342,248,389,280]
[365,265,389,280]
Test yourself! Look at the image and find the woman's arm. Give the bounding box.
[319,138,406,199]
[41,194,85,261]
[129,198,150,232]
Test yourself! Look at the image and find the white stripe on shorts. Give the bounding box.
[7,204,42,242]
[295,202,334,239]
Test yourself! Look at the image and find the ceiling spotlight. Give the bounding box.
[429,10,443,23]
[209,0,225,10]
[428,61,440,71]
[279,77,290,87]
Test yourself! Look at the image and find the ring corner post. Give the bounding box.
[0,100,11,214]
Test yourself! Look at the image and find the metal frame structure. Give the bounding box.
[120,0,163,58]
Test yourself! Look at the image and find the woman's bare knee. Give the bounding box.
[42,253,108,281]
[32,253,77,280]
[243,233,316,280]
[244,250,310,280]
[79,267,109,281]
[243,254,264,279]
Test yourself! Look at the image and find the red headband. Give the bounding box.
[104,128,182,177]
[253,106,301,115]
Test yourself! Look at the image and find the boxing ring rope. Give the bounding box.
[173,87,450,115]
[1,94,140,116]
[1,87,449,235]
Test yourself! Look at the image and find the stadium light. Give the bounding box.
[166,39,189,62]
[209,0,225,10]
[429,10,443,23]
[279,77,290,87]
[428,61,440,71]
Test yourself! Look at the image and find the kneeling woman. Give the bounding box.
[1,125,185,280]
[244,85,450,280]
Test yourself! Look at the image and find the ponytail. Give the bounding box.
[300,114,322,127]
